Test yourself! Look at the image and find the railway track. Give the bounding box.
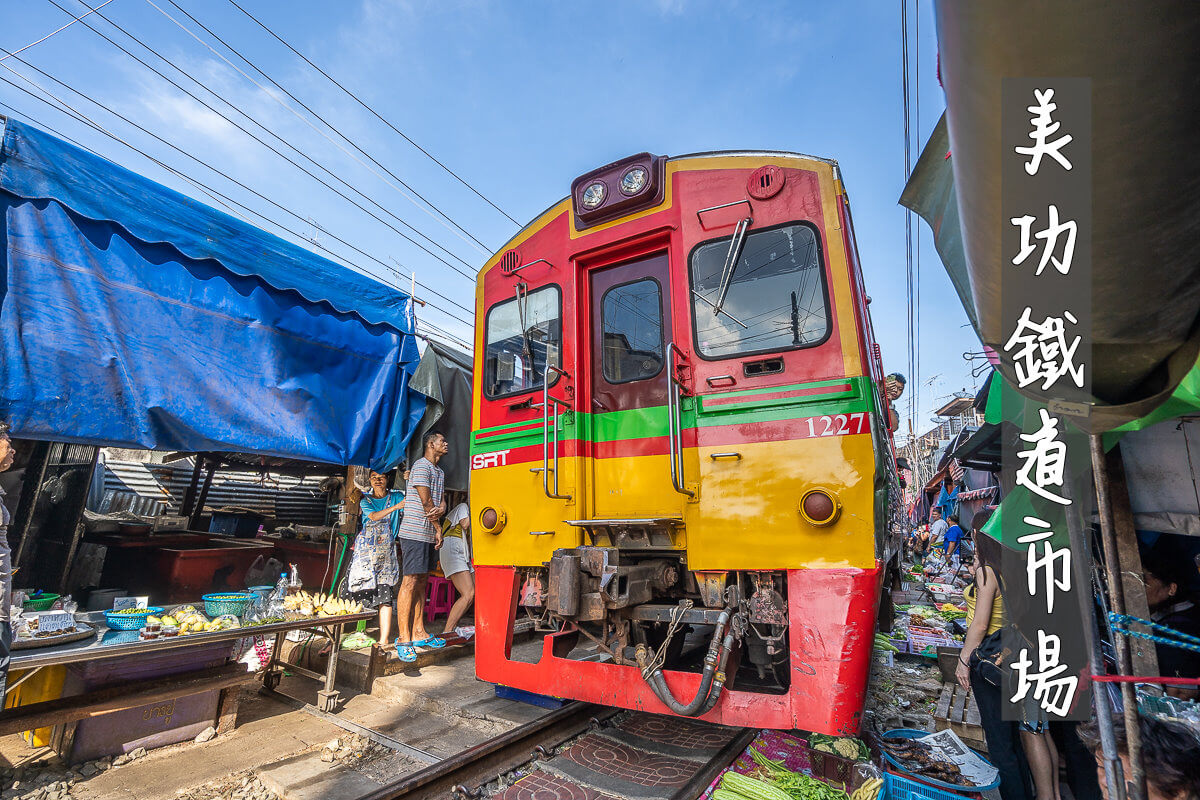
[358,703,755,800]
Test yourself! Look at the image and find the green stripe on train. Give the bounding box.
[470,375,879,456]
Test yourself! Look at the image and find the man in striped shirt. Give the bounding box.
[393,431,448,662]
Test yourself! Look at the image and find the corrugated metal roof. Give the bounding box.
[99,460,327,525]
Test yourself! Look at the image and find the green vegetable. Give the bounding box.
[713,790,747,800]
[750,747,789,774]
[873,634,900,653]
[721,771,795,800]
[808,734,869,762]
[742,749,851,800]
[832,739,860,759]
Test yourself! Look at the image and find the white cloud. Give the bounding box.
[653,0,688,15]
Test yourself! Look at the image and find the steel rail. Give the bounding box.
[359,702,611,800]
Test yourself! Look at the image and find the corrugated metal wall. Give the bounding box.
[99,459,328,525]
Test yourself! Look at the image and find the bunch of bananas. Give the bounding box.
[316,597,363,617]
[282,591,364,617]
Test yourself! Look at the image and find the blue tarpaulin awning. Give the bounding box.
[0,116,426,469]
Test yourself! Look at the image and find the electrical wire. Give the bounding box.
[48,0,477,283]
[0,96,252,224]
[224,0,520,228]
[0,0,117,62]
[913,0,921,445]
[0,63,473,326]
[417,324,472,353]
[144,0,492,258]
[901,0,917,452]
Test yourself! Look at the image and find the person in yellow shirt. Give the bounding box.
[438,503,474,637]
[957,521,1059,800]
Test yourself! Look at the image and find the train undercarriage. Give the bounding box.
[520,543,793,710]
[477,519,887,732]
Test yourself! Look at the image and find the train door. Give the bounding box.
[588,253,678,519]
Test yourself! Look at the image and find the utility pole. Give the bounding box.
[790,291,800,345]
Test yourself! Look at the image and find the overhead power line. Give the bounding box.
[46,0,477,283]
[0,61,473,326]
[0,0,117,63]
[416,321,472,353]
[142,0,492,258]
[0,95,256,224]
[224,0,521,227]
[901,0,917,444]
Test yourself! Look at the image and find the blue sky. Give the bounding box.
[0,0,981,440]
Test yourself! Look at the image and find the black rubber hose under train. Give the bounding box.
[636,606,732,717]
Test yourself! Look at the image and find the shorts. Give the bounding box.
[439,535,473,577]
[398,537,438,575]
[349,583,395,610]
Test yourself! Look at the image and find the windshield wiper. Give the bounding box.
[514,283,534,370]
[712,217,752,319]
[693,289,748,329]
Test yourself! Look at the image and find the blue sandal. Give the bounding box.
[413,636,446,649]
[394,641,417,662]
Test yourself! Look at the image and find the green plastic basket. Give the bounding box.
[202,592,254,617]
[23,593,60,612]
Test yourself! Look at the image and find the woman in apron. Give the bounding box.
[348,470,404,648]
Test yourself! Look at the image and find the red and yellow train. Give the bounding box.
[469,151,901,733]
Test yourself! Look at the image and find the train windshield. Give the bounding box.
[689,223,828,359]
[483,284,562,398]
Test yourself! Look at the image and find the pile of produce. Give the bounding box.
[936,603,967,621]
[879,736,974,787]
[282,591,364,617]
[807,734,869,761]
[714,748,882,800]
[144,607,240,637]
[873,634,900,653]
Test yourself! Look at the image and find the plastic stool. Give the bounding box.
[425,575,456,622]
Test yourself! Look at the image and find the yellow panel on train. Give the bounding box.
[686,435,878,571]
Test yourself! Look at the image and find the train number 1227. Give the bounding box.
[803,412,868,438]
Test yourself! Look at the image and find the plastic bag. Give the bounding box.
[212,614,241,631]
[235,634,273,670]
[261,558,284,586]
[50,595,77,613]
[244,555,267,587]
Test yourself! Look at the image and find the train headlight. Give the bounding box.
[479,506,506,534]
[620,166,648,196]
[581,181,607,209]
[799,488,841,526]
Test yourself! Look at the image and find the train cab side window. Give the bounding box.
[689,222,829,360]
[601,278,664,384]
[483,285,562,399]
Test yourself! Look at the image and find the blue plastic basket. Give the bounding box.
[881,729,1000,792]
[202,592,254,617]
[103,606,165,631]
[884,771,982,800]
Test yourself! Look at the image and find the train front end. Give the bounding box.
[470,152,900,733]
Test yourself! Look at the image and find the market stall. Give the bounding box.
[0,116,428,763]
[897,4,1200,795]
[2,590,372,762]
